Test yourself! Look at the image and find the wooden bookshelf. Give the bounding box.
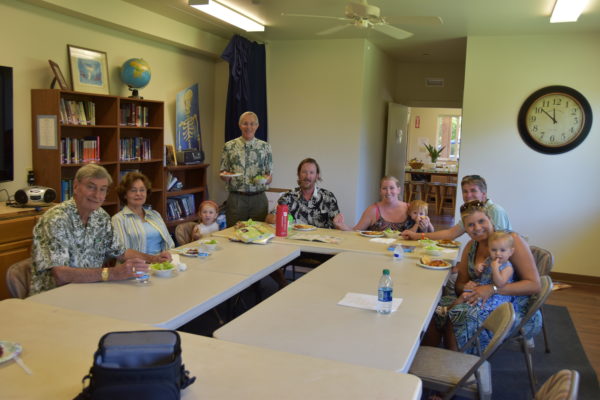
[164,163,209,229]
[31,89,165,217]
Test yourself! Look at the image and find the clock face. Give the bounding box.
[518,86,593,154]
[525,93,584,147]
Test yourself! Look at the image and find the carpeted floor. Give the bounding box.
[490,304,599,400]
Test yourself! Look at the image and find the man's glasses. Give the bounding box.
[459,200,486,213]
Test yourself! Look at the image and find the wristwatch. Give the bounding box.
[101,267,109,282]
[492,285,498,294]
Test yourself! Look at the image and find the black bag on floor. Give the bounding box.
[74,330,196,400]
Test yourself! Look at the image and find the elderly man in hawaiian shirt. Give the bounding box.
[30,164,170,295]
[220,111,273,227]
[266,158,340,229]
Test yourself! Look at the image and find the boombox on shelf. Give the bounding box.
[14,186,57,206]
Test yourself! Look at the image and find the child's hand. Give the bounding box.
[191,226,201,240]
[475,262,485,274]
[491,257,502,269]
[464,280,478,290]
[418,216,430,230]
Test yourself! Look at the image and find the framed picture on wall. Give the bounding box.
[67,45,110,94]
[48,60,70,90]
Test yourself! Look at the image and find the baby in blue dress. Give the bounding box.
[437,231,514,315]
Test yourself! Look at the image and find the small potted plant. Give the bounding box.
[424,144,445,164]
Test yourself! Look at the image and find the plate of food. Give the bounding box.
[293,224,316,231]
[359,230,384,238]
[437,239,461,248]
[417,256,452,270]
[418,239,437,247]
[176,248,211,258]
[220,171,242,178]
[150,261,177,277]
[0,341,22,364]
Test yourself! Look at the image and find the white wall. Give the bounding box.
[0,0,220,198]
[357,42,395,219]
[265,39,367,223]
[394,62,465,108]
[460,34,600,277]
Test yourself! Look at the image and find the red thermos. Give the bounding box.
[275,204,288,237]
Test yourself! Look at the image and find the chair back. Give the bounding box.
[534,369,580,400]
[6,257,32,299]
[479,302,517,358]
[174,221,197,246]
[530,245,554,276]
[515,275,553,336]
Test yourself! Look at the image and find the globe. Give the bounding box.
[120,58,151,97]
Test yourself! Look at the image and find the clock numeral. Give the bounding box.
[573,116,578,124]
[529,115,536,122]
[565,100,570,108]
[539,132,545,139]
[534,107,543,114]
[531,125,538,132]
[542,100,551,107]
[549,135,555,143]
[553,98,562,106]
[562,133,567,141]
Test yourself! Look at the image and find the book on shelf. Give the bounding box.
[60,136,100,164]
[120,103,149,127]
[120,168,140,180]
[60,99,95,125]
[61,178,74,201]
[119,137,151,161]
[166,194,196,220]
[166,172,179,191]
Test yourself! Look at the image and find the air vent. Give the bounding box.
[426,78,444,87]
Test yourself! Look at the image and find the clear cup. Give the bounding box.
[135,269,151,285]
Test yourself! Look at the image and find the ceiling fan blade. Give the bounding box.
[317,24,352,36]
[281,12,349,22]
[372,24,413,40]
[385,16,443,25]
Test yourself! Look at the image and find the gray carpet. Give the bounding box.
[490,304,599,400]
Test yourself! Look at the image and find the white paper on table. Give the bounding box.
[337,292,403,312]
[171,254,181,265]
[369,238,396,244]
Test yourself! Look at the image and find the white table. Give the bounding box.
[0,299,422,400]
[215,251,449,373]
[27,241,300,329]
[214,225,459,260]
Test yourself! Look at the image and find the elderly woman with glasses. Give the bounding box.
[423,200,542,353]
[112,172,174,259]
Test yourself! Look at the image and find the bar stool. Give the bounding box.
[424,182,442,215]
[408,181,427,201]
[439,182,457,215]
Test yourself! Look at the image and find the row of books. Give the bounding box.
[61,136,100,164]
[120,137,152,161]
[166,172,183,191]
[120,104,149,127]
[61,178,74,201]
[166,194,196,221]
[60,99,96,125]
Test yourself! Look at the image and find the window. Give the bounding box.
[437,115,461,160]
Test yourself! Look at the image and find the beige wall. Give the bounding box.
[265,39,367,223]
[0,0,221,198]
[406,107,462,163]
[460,34,600,277]
[394,62,465,108]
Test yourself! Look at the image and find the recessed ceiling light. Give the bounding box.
[550,0,589,23]
[189,0,265,32]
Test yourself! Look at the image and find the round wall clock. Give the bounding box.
[517,85,593,154]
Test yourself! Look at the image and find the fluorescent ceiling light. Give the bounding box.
[550,0,588,23]
[189,0,264,32]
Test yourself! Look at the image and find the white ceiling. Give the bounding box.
[125,0,600,63]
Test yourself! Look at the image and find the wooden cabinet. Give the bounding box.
[0,203,49,300]
[31,89,165,216]
[164,164,209,230]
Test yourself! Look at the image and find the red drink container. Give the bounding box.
[275,204,289,237]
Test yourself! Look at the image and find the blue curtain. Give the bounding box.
[221,35,268,142]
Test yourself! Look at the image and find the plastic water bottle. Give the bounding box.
[217,214,227,230]
[377,269,393,314]
[392,244,403,262]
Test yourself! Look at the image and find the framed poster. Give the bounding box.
[48,60,70,90]
[68,45,110,94]
[175,83,202,151]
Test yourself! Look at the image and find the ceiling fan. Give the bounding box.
[282,0,442,40]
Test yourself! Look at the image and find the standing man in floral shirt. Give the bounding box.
[220,111,272,227]
[30,164,170,295]
[266,158,340,229]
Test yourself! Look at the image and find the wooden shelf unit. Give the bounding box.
[164,163,209,229]
[31,89,165,217]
